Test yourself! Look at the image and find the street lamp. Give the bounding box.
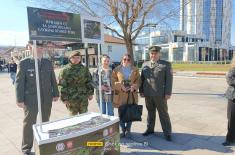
[144,23,158,61]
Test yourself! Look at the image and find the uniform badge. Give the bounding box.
[30,73,34,77]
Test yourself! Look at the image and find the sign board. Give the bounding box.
[33,113,120,155]
[27,7,82,42]
[81,16,104,44]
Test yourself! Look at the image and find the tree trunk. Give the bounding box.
[124,37,134,64]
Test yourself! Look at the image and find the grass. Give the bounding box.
[172,63,230,72]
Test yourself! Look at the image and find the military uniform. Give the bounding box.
[15,57,59,154]
[139,46,173,137]
[58,52,94,115]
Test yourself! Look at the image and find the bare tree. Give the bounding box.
[24,0,183,61]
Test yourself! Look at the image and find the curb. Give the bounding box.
[195,72,226,76]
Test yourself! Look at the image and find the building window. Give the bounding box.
[203,0,211,41]
[215,0,223,42]
[152,36,168,44]
[107,45,112,53]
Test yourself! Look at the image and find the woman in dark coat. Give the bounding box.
[224,57,235,146]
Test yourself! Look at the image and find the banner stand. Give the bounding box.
[33,40,43,132]
[98,43,103,115]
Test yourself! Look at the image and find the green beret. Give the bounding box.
[149,46,161,52]
[69,51,80,58]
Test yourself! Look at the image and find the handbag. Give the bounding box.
[118,92,143,122]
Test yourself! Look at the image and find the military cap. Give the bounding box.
[149,46,161,52]
[69,51,80,58]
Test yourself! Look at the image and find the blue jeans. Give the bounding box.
[97,101,114,116]
[120,121,132,131]
[10,72,16,84]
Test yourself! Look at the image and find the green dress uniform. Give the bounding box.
[15,57,59,154]
[58,63,94,115]
[139,59,173,136]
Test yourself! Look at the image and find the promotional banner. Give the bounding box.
[81,16,104,44]
[27,7,82,42]
[33,113,120,155]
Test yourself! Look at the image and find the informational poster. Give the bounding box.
[27,7,82,42]
[81,16,104,44]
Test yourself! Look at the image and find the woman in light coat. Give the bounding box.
[111,54,140,138]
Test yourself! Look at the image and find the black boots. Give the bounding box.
[142,130,154,136]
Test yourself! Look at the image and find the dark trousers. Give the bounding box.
[226,99,235,142]
[118,109,132,131]
[145,96,172,135]
[22,103,52,153]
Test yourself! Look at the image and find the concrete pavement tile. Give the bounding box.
[120,137,168,155]
[129,132,156,144]
[207,136,226,145]
[186,137,233,154]
[169,132,196,145]
[143,135,194,151]
[0,135,12,147]
[0,142,20,154]
[182,149,226,155]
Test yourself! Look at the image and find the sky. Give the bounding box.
[0,0,234,46]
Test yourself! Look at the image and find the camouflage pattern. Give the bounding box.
[58,63,94,115]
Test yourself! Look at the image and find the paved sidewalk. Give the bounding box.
[174,71,226,78]
[0,72,235,155]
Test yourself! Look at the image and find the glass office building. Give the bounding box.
[180,0,232,52]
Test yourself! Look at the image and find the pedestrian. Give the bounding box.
[139,46,173,141]
[15,41,59,155]
[223,57,235,146]
[92,55,114,116]
[58,51,94,115]
[112,53,140,138]
[8,58,17,84]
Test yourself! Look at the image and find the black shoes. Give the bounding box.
[142,130,154,136]
[222,141,233,146]
[125,131,131,138]
[120,128,132,138]
[165,135,172,141]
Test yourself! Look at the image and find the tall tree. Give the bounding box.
[26,0,183,61]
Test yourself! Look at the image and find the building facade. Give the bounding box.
[135,29,235,62]
[135,0,233,62]
[180,0,232,51]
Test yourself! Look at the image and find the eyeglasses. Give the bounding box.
[123,58,130,62]
[71,56,80,59]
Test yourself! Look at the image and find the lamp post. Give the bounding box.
[144,23,158,61]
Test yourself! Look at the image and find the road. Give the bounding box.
[0,72,234,155]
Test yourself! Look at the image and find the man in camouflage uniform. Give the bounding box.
[15,41,59,155]
[58,51,94,115]
[139,46,173,141]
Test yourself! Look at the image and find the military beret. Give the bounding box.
[69,51,80,58]
[149,46,161,52]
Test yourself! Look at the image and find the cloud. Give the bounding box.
[0,30,29,46]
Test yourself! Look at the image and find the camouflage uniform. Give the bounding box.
[58,54,94,115]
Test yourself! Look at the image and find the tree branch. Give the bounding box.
[132,0,157,40]
[104,25,124,39]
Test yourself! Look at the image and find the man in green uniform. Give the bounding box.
[15,41,59,155]
[139,46,173,141]
[58,51,94,115]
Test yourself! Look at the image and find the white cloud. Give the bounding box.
[0,30,29,46]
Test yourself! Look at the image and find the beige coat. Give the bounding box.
[111,65,140,108]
